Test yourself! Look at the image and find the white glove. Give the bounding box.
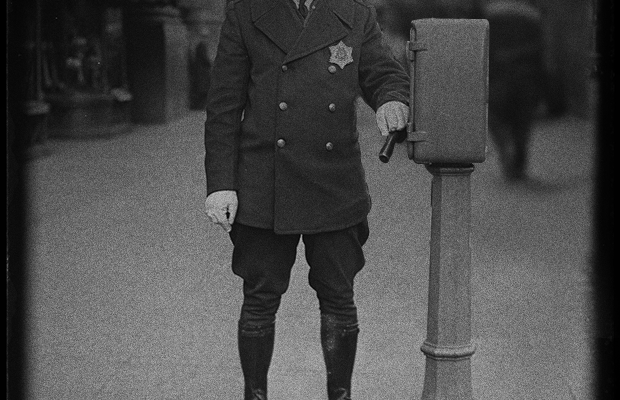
[375,101,409,136]
[205,190,238,233]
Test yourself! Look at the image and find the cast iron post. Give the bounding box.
[420,163,476,400]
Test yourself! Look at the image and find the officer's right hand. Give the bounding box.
[376,101,409,137]
[205,190,238,233]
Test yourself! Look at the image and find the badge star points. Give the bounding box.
[329,41,353,69]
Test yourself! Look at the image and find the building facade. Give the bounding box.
[7,0,597,152]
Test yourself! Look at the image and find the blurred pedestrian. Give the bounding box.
[374,0,409,67]
[485,0,547,180]
[203,0,409,399]
[189,41,212,110]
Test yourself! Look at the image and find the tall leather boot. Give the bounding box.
[238,322,275,400]
[321,315,359,400]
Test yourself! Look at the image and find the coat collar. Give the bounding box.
[251,0,354,64]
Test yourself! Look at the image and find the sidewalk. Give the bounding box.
[20,102,596,399]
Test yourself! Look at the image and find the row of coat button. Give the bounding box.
[281,64,338,74]
[279,102,336,112]
[277,139,334,151]
[278,63,335,151]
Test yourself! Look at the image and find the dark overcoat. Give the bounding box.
[205,0,409,234]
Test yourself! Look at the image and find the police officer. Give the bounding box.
[204,0,409,398]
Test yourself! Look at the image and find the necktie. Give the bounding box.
[298,0,308,19]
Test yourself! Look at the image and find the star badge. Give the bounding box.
[329,41,353,69]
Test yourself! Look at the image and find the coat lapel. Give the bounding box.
[252,0,303,55]
[284,0,354,64]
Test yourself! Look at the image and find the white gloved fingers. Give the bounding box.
[398,103,408,128]
[217,206,233,233]
[205,190,238,233]
[377,101,409,136]
[385,107,399,132]
[206,210,218,224]
[227,200,238,227]
[385,102,409,132]
[222,198,238,233]
[206,206,229,232]
[375,106,390,136]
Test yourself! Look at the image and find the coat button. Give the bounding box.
[281,64,288,72]
[277,139,286,148]
[328,65,337,74]
[328,103,336,112]
[279,102,288,111]
[325,142,334,151]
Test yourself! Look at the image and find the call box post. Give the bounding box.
[380,18,489,400]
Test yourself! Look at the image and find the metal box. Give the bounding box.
[407,19,489,164]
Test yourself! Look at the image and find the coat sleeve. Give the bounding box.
[204,4,250,196]
[357,5,410,111]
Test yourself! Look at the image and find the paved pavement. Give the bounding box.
[19,101,596,399]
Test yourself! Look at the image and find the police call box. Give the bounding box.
[407,19,489,164]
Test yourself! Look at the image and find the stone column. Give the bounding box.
[124,0,190,124]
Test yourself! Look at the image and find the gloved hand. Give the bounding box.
[205,190,238,233]
[375,101,409,136]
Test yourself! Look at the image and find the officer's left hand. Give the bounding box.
[205,190,238,233]
[376,101,409,136]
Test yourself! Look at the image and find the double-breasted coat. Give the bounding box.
[205,0,409,234]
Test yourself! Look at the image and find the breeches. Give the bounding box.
[229,220,369,327]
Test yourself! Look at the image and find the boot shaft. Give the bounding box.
[321,316,359,400]
[238,322,275,400]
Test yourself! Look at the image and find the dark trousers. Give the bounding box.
[229,220,369,328]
